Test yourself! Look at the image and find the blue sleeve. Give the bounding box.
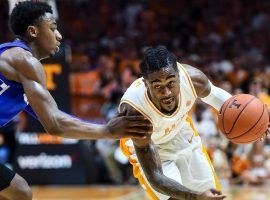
[24,105,39,120]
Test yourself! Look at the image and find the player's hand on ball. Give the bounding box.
[265,107,270,138]
[260,123,270,141]
[106,114,153,139]
[196,188,226,200]
[260,109,270,141]
[266,122,270,138]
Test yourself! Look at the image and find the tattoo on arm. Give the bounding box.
[134,140,199,200]
[122,103,200,200]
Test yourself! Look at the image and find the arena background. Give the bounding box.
[0,0,270,199]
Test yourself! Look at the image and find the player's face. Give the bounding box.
[144,67,180,114]
[35,13,62,59]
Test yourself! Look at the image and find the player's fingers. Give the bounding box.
[210,188,221,195]
[260,129,270,141]
[126,133,147,139]
[127,121,153,127]
[126,128,152,134]
[260,130,269,141]
[125,118,153,128]
[126,116,150,121]
[126,127,152,134]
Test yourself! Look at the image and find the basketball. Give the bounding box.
[218,94,269,144]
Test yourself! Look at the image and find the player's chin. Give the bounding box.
[50,46,59,55]
[48,49,57,57]
[161,103,176,112]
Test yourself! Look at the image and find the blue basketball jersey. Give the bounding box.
[0,40,37,127]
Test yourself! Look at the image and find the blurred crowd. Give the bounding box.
[0,0,270,187]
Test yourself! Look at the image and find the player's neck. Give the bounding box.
[15,36,46,60]
[161,104,178,115]
[15,35,29,45]
[14,36,33,53]
[29,43,45,60]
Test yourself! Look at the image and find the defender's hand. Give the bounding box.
[106,115,153,139]
[196,189,226,200]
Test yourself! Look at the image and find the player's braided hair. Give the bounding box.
[9,1,52,37]
[140,46,178,78]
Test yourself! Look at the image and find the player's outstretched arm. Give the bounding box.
[134,140,199,200]
[120,103,225,200]
[184,63,270,138]
[3,49,152,139]
[134,140,226,200]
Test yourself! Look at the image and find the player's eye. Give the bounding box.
[154,85,161,89]
[168,81,175,87]
[51,27,57,31]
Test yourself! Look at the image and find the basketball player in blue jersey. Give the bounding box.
[0,2,152,200]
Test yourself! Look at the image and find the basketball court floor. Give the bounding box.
[32,185,270,200]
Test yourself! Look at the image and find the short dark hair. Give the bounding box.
[140,46,178,78]
[9,1,52,37]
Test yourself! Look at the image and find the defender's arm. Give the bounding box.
[0,48,152,139]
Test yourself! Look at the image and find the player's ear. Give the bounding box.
[27,25,38,39]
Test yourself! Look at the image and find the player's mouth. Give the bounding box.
[55,43,61,52]
[161,97,175,105]
[55,46,59,52]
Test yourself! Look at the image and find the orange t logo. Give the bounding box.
[44,64,62,90]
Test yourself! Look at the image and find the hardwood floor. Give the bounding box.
[32,185,270,200]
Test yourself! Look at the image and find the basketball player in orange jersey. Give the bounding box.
[0,2,152,200]
[120,46,269,200]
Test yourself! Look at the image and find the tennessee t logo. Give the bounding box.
[229,99,241,109]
